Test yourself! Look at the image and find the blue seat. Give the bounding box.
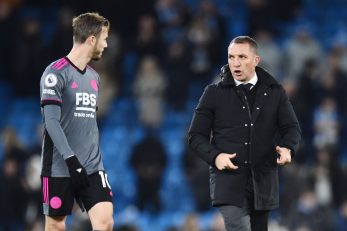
[102,97,138,127]
[6,111,41,147]
[161,166,194,212]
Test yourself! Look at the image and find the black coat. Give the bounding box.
[188,66,301,210]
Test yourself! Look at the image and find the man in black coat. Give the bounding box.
[188,36,301,231]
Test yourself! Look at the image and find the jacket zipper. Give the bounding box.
[241,91,255,205]
[241,91,252,121]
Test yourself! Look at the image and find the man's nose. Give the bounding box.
[232,59,241,67]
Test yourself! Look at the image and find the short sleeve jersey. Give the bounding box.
[40,57,104,177]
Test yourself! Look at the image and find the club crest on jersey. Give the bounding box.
[45,73,58,87]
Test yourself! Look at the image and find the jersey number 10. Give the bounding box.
[99,171,111,189]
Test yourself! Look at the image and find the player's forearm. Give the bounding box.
[43,105,74,159]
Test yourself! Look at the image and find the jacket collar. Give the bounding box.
[218,64,279,87]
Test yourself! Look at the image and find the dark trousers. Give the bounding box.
[218,170,269,231]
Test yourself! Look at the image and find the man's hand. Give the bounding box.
[65,155,89,190]
[215,153,238,170]
[276,146,291,165]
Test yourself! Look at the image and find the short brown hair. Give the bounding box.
[72,12,110,43]
[229,36,258,54]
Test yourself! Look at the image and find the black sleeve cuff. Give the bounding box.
[41,99,62,107]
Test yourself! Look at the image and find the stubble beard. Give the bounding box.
[91,50,102,61]
[91,44,103,61]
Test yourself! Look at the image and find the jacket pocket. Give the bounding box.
[253,167,279,209]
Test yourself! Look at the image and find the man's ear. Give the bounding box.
[255,55,260,66]
[86,35,96,46]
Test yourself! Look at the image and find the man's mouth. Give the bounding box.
[234,70,242,76]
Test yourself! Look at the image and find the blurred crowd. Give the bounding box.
[1,0,347,230]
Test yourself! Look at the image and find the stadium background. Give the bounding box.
[1,0,347,230]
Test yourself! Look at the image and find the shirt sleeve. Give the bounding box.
[43,104,74,160]
[40,71,65,107]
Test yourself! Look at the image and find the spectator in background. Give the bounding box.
[269,0,302,22]
[0,0,20,81]
[183,148,211,212]
[255,29,282,79]
[187,13,215,82]
[92,29,122,103]
[284,27,322,79]
[340,164,347,203]
[0,155,28,230]
[90,57,119,122]
[279,163,311,220]
[11,10,44,96]
[195,0,226,65]
[313,148,344,208]
[155,0,190,44]
[314,149,334,206]
[336,201,347,231]
[103,30,123,77]
[28,124,45,157]
[133,55,167,128]
[2,126,29,167]
[281,78,308,163]
[47,7,74,60]
[164,39,191,111]
[317,73,339,107]
[23,154,43,230]
[130,133,167,212]
[87,0,155,44]
[294,60,320,147]
[336,42,347,75]
[246,0,274,36]
[313,97,340,150]
[321,46,347,115]
[135,14,165,61]
[286,190,335,231]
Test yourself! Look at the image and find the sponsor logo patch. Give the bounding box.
[45,73,57,87]
[42,89,56,95]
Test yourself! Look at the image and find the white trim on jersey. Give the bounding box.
[76,107,96,112]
